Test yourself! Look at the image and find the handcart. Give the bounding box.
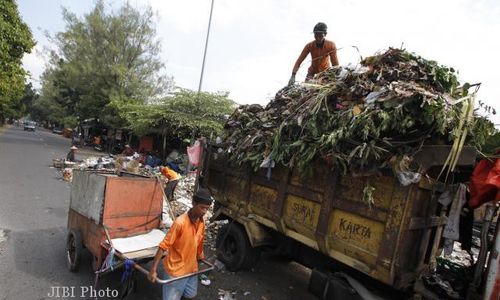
[66,170,214,294]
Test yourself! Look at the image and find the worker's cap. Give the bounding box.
[313,22,327,33]
[193,188,214,205]
[70,146,78,150]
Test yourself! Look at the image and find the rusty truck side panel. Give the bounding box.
[204,145,475,289]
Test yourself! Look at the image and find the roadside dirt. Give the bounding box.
[196,251,316,300]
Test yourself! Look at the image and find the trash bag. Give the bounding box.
[396,171,422,186]
[187,141,202,167]
[468,155,500,208]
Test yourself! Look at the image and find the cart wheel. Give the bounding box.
[216,223,259,271]
[66,229,83,272]
[120,270,137,299]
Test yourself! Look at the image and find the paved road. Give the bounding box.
[0,125,315,300]
[0,125,152,300]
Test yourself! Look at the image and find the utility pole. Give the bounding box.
[189,0,215,175]
[198,0,215,93]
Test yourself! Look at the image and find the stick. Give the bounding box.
[159,178,176,221]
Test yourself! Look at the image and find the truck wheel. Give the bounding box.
[66,229,83,272]
[216,223,258,271]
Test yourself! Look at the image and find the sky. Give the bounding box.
[18,0,500,125]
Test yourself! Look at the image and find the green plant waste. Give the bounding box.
[221,48,495,178]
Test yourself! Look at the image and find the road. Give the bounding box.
[0,125,315,300]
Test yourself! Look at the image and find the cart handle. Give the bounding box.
[110,247,214,285]
[139,259,214,285]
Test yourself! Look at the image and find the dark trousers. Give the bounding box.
[164,180,179,201]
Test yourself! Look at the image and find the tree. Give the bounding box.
[119,88,237,139]
[31,96,67,127]
[11,83,38,119]
[38,1,171,128]
[0,0,35,124]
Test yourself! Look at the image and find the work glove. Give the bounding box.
[288,74,296,86]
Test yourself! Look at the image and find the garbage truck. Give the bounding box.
[200,143,489,298]
[199,48,499,299]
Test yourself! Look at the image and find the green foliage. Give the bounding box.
[393,50,460,93]
[118,88,236,140]
[35,1,171,127]
[225,48,496,176]
[480,128,500,155]
[0,0,35,122]
[10,83,38,118]
[31,96,66,126]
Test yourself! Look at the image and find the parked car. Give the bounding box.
[52,127,63,135]
[23,121,36,131]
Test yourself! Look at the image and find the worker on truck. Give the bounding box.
[288,22,339,85]
[148,188,213,300]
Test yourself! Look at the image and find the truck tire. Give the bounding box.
[66,229,83,272]
[216,223,259,271]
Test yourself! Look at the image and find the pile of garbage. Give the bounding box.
[161,173,223,251]
[170,174,197,216]
[223,48,494,176]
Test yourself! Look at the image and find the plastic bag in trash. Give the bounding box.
[259,155,275,168]
[200,274,211,286]
[187,141,201,166]
[438,190,452,206]
[161,214,173,228]
[396,171,421,186]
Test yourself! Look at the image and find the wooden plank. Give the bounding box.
[315,170,338,253]
[409,216,448,230]
[273,168,291,233]
[413,145,476,170]
[122,248,158,260]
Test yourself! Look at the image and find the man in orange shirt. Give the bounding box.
[160,166,181,201]
[288,22,339,85]
[148,188,213,300]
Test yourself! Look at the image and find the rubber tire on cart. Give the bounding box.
[66,229,83,272]
[216,223,260,271]
[119,270,138,299]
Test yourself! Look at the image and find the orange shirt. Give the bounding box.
[159,213,205,277]
[161,166,180,181]
[292,39,339,76]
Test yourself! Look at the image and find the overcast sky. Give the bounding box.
[19,0,499,124]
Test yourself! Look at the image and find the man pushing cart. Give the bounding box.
[66,170,213,299]
[148,188,214,300]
